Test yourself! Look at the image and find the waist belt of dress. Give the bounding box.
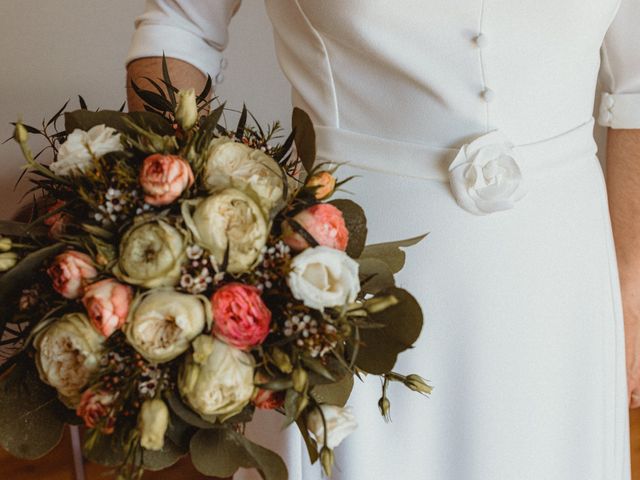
[315,117,598,215]
[314,117,597,182]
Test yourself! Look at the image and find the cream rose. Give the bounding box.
[179,335,255,420]
[50,125,122,176]
[114,219,186,288]
[125,289,210,363]
[182,189,268,274]
[33,313,104,406]
[448,130,528,215]
[138,399,170,451]
[287,246,360,311]
[307,405,358,449]
[203,137,284,213]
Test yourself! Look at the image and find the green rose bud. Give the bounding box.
[138,399,169,451]
[320,447,335,478]
[14,122,28,144]
[292,367,308,393]
[404,374,433,395]
[270,347,293,374]
[175,88,198,131]
[114,218,186,288]
[0,237,12,252]
[378,396,391,421]
[364,294,399,314]
[0,252,18,272]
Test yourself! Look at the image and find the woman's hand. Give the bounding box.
[606,127,640,408]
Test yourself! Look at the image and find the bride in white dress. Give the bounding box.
[126,1,640,479]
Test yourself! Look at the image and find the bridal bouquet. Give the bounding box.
[0,60,430,479]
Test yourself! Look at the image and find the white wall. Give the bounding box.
[0,0,291,219]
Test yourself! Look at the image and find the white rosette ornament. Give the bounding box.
[287,246,360,311]
[203,137,285,214]
[448,130,528,215]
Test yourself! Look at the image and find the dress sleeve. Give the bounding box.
[597,0,640,129]
[126,0,241,80]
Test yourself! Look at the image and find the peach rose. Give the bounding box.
[252,387,285,410]
[47,251,98,299]
[76,389,116,433]
[44,200,70,238]
[306,171,337,199]
[211,283,272,350]
[282,203,349,252]
[82,279,133,337]
[139,154,194,206]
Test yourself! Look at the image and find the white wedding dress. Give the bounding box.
[127,1,640,479]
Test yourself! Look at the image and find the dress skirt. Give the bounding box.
[240,123,631,480]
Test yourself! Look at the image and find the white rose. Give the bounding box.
[125,289,210,363]
[50,125,122,176]
[33,313,104,406]
[307,405,358,450]
[138,399,170,451]
[182,189,268,274]
[448,129,528,215]
[287,246,360,311]
[204,137,284,213]
[179,335,255,420]
[114,219,186,288]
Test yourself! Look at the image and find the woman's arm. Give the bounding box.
[606,128,640,408]
[126,57,208,112]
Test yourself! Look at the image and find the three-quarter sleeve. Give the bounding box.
[126,0,241,80]
[598,0,640,129]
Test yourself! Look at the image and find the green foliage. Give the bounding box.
[0,363,66,459]
[292,108,316,174]
[355,287,423,375]
[310,373,354,407]
[190,428,288,480]
[359,234,428,273]
[357,257,396,295]
[64,109,173,137]
[329,199,368,258]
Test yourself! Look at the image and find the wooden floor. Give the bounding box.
[4,410,640,479]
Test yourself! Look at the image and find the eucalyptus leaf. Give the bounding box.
[83,433,126,467]
[142,438,186,471]
[292,108,316,173]
[310,373,354,407]
[0,220,48,237]
[166,392,219,430]
[190,428,288,480]
[329,199,368,258]
[295,418,319,464]
[0,243,64,338]
[359,234,428,273]
[0,364,65,459]
[357,257,396,294]
[64,109,172,136]
[355,287,423,375]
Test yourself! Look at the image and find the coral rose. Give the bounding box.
[44,200,70,238]
[211,283,272,350]
[282,203,349,252]
[47,251,98,299]
[252,372,285,409]
[306,171,337,199]
[76,389,116,433]
[82,279,133,337]
[139,154,194,206]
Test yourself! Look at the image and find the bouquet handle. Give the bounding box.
[70,425,86,480]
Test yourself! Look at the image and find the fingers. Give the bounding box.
[630,390,640,409]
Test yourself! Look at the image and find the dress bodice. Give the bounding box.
[127,0,640,147]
